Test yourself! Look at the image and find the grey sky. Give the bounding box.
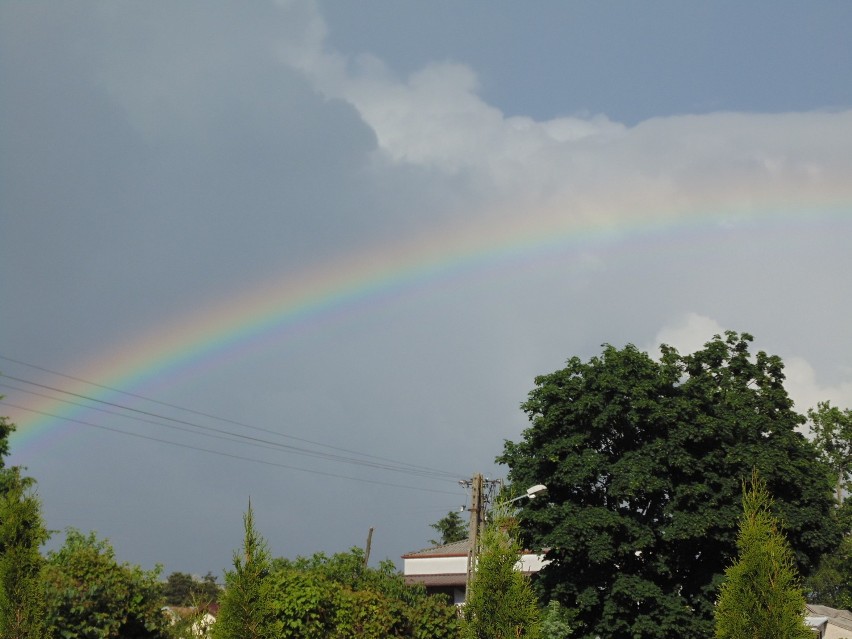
[1,0,851,578]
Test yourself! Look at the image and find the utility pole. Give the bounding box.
[465,473,484,594]
[364,527,374,569]
[463,473,504,595]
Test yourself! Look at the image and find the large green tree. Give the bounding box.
[43,529,167,639]
[499,332,839,639]
[715,472,811,639]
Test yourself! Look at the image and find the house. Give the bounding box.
[402,538,548,605]
[161,606,217,638]
[806,604,852,638]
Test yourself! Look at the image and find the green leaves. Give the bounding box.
[715,472,811,639]
[0,466,49,639]
[463,503,541,639]
[265,548,461,639]
[499,332,839,639]
[214,509,462,639]
[42,528,167,639]
[809,401,852,504]
[212,501,274,639]
[429,510,467,546]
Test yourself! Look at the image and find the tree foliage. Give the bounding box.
[805,531,852,609]
[0,466,49,639]
[499,332,839,639]
[0,410,49,639]
[43,528,167,639]
[0,413,14,471]
[430,510,468,546]
[804,402,852,606]
[164,571,195,606]
[267,547,462,639]
[715,472,811,639]
[164,571,220,607]
[809,401,852,505]
[213,500,461,639]
[539,600,577,639]
[463,502,540,639]
[212,500,273,639]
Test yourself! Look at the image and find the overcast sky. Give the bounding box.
[2,1,851,578]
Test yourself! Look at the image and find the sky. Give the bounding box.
[1,1,852,579]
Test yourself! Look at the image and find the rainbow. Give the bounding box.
[5,181,851,456]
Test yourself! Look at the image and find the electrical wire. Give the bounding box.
[2,400,463,497]
[1,376,457,482]
[0,354,458,480]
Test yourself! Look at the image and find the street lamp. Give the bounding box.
[506,483,548,505]
[466,481,547,597]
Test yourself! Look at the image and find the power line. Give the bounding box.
[1,376,456,482]
[2,400,463,497]
[0,354,459,479]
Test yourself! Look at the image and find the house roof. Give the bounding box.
[402,538,548,560]
[402,539,470,558]
[806,604,852,632]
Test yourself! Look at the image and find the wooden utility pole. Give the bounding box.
[465,473,484,593]
[364,527,374,568]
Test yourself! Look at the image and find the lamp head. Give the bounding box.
[526,484,547,498]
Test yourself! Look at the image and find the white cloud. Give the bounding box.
[647,313,726,356]
[647,313,852,418]
[276,2,852,228]
[783,357,852,415]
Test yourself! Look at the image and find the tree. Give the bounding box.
[805,532,852,609]
[212,500,273,639]
[263,569,339,639]
[539,600,577,639]
[164,571,220,607]
[0,466,49,639]
[164,571,196,606]
[463,501,541,639]
[43,528,168,639]
[809,401,852,505]
[498,332,839,639]
[715,471,811,638]
[408,592,464,639]
[430,510,468,546]
[0,408,48,638]
[804,403,852,606]
[267,547,462,639]
[0,413,14,471]
[194,571,221,606]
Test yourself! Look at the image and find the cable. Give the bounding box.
[0,354,459,479]
[1,376,456,481]
[2,401,464,497]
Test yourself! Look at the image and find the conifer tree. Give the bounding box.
[213,499,273,639]
[715,471,811,639]
[429,510,468,546]
[463,501,541,639]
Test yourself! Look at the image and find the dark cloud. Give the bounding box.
[1,1,851,576]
